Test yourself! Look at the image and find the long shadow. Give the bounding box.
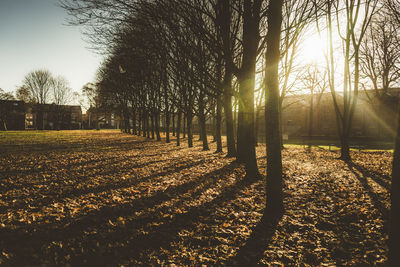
[226,211,282,266]
[0,152,168,194]
[0,139,157,155]
[1,162,239,238]
[348,162,391,190]
[1,162,245,265]
[68,174,259,266]
[4,158,208,211]
[347,162,389,219]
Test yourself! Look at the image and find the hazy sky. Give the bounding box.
[0,0,102,95]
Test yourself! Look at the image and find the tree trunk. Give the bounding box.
[223,74,236,157]
[177,111,181,146]
[183,114,186,138]
[1,118,7,131]
[132,109,136,135]
[255,108,260,146]
[198,96,209,150]
[172,111,175,136]
[142,112,146,137]
[389,105,400,266]
[151,112,155,139]
[138,111,141,136]
[308,89,314,150]
[146,113,150,138]
[265,0,284,214]
[165,110,170,143]
[187,112,193,147]
[156,112,161,141]
[216,94,223,153]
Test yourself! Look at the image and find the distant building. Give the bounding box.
[28,104,82,130]
[260,88,400,141]
[83,107,120,129]
[0,100,82,130]
[0,100,26,130]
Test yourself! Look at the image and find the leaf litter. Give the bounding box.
[0,130,391,265]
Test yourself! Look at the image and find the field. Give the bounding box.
[0,130,392,265]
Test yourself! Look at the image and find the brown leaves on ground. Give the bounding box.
[0,130,391,265]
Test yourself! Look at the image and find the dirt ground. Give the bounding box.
[0,130,391,265]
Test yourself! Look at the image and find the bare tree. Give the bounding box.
[82,82,101,130]
[23,69,53,129]
[23,69,53,104]
[15,85,34,103]
[52,76,73,106]
[302,63,327,150]
[325,0,377,161]
[52,76,73,130]
[361,16,400,96]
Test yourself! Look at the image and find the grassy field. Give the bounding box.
[0,130,392,265]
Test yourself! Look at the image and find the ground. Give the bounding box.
[0,130,391,266]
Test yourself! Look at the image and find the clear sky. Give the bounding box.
[0,0,102,96]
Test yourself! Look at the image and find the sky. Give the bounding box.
[0,0,102,97]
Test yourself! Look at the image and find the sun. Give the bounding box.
[299,34,326,64]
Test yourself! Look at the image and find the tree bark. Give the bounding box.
[172,111,175,136]
[183,114,186,138]
[151,112,155,139]
[132,109,136,135]
[216,94,223,153]
[187,112,193,147]
[235,0,261,179]
[389,104,400,266]
[177,111,181,146]
[265,0,284,214]
[156,112,161,141]
[146,113,150,138]
[165,110,170,143]
[198,96,209,150]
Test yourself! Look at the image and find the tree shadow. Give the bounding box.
[348,162,391,190]
[1,162,245,265]
[226,210,282,266]
[347,162,389,219]
[5,158,209,211]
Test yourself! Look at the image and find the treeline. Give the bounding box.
[61,0,400,263]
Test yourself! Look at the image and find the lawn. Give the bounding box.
[0,130,391,265]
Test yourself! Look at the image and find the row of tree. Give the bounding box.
[61,0,400,263]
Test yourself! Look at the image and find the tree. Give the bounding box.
[52,76,73,130]
[325,0,377,161]
[23,69,53,104]
[23,69,54,130]
[82,82,101,130]
[302,64,327,150]
[15,86,34,103]
[391,108,400,267]
[386,1,400,265]
[0,88,14,101]
[360,14,400,138]
[52,76,72,106]
[265,0,284,214]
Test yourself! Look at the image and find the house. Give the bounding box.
[83,107,120,129]
[0,100,26,130]
[0,100,83,130]
[275,88,400,140]
[28,104,82,130]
